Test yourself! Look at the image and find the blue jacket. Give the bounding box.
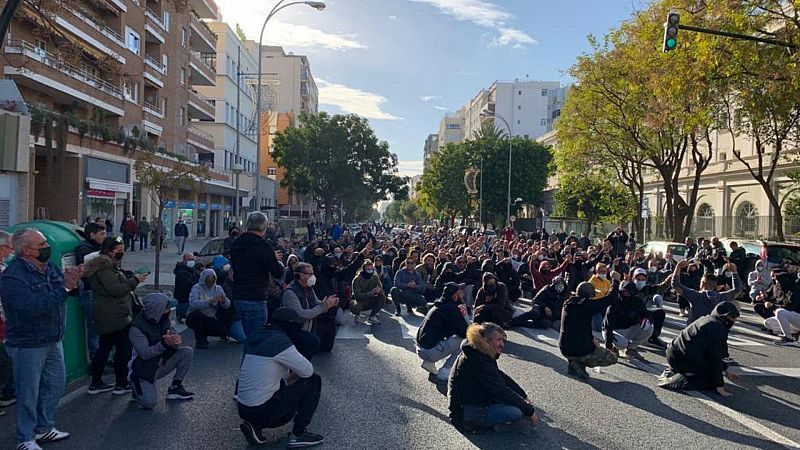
[0,258,69,348]
[394,268,425,294]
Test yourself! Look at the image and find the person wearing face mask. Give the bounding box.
[391,258,428,317]
[559,280,620,379]
[509,277,566,329]
[84,237,145,395]
[530,253,572,294]
[416,253,439,302]
[186,269,233,349]
[748,260,772,303]
[673,259,741,325]
[494,257,521,304]
[474,273,513,327]
[416,282,469,382]
[762,272,800,345]
[75,222,106,360]
[677,261,703,317]
[129,293,195,409]
[606,227,628,259]
[173,254,201,323]
[350,260,387,325]
[659,302,742,396]
[281,263,337,357]
[1,229,83,449]
[374,256,393,296]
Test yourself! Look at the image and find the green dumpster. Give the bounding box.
[6,221,88,382]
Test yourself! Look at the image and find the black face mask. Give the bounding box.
[114,252,124,261]
[36,246,52,263]
[485,284,497,294]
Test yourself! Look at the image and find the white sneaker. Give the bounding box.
[353,314,364,324]
[436,366,451,382]
[35,428,70,443]
[366,316,381,325]
[679,309,689,318]
[16,441,42,450]
[421,360,438,374]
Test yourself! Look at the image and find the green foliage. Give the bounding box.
[554,174,636,229]
[384,199,429,225]
[235,23,247,41]
[271,112,408,219]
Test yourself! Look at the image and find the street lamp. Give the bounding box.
[480,110,513,226]
[255,0,326,212]
[232,162,244,225]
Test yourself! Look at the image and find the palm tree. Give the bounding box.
[472,122,507,140]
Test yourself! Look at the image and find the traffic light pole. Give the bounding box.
[678,24,796,49]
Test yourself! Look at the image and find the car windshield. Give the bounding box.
[667,244,687,256]
[767,245,800,265]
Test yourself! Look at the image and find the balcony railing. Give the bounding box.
[190,50,216,73]
[72,8,124,46]
[189,88,215,109]
[190,9,217,45]
[144,54,166,74]
[143,101,163,117]
[145,7,166,31]
[188,125,213,144]
[6,39,122,98]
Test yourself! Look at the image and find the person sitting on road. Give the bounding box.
[603,281,656,359]
[763,272,800,345]
[559,280,621,379]
[616,268,670,349]
[508,276,566,329]
[658,302,742,396]
[672,260,741,325]
[129,293,195,409]
[186,269,232,349]
[415,282,470,382]
[416,253,439,302]
[529,254,572,295]
[281,263,337,359]
[391,257,428,316]
[747,260,772,303]
[473,273,514,328]
[448,322,539,434]
[235,307,325,449]
[350,260,387,325]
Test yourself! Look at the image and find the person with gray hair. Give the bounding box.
[231,212,285,338]
[0,230,16,415]
[1,229,83,450]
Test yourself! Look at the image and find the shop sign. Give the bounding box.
[87,189,115,198]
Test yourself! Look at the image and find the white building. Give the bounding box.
[438,107,465,149]
[260,46,318,116]
[423,133,439,170]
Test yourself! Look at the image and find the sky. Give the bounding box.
[218,0,642,178]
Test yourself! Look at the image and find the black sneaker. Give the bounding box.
[87,383,114,395]
[658,372,688,390]
[239,422,266,445]
[393,300,402,317]
[567,361,589,380]
[166,384,195,401]
[648,338,667,348]
[287,431,324,448]
[0,394,16,407]
[112,385,132,396]
[775,337,797,346]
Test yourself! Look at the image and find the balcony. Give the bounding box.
[145,7,166,32]
[189,10,216,54]
[70,7,125,50]
[187,125,214,152]
[144,54,166,74]
[3,40,123,116]
[189,0,220,20]
[143,101,164,120]
[189,51,215,86]
[188,88,215,121]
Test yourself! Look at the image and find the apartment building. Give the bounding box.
[422,133,439,170]
[0,0,248,237]
[437,107,465,149]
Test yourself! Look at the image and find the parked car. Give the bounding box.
[719,238,800,273]
[637,241,688,261]
[482,230,498,240]
[193,237,225,267]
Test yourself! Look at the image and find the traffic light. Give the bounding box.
[663,12,680,52]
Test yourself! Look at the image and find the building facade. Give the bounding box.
[422,133,439,170]
[437,107,465,149]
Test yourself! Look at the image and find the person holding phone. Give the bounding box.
[280,263,337,359]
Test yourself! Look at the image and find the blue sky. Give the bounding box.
[220,0,641,177]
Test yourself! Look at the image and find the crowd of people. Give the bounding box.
[0,216,798,449]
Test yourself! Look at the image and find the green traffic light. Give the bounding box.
[666,38,676,49]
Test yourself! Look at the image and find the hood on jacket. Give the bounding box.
[711,301,740,321]
[141,293,173,322]
[199,268,216,285]
[83,254,115,278]
[481,272,497,286]
[464,323,498,359]
[480,259,495,273]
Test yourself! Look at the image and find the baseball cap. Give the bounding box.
[633,268,648,278]
[443,282,467,299]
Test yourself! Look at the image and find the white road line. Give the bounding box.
[335,321,372,339]
[738,367,800,377]
[695,396,800,448]
[398,321,419,340]
[660,320,767,347]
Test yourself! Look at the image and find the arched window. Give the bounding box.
[735,202,758,237]
[696,203,714,235]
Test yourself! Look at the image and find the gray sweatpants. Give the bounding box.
[133,347,193,409]
[417,335,463,370]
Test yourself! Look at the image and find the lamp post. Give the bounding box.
[480,110,513,226]
[255,0,326,213]
[232,162,244,225]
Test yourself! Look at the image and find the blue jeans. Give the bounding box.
[485,404,524,426]
[234,300,268,339]
[6,342,65,444]
[79,290,99,358]
[0,341,13,397]
[228,320,247,343]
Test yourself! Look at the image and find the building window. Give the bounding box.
[162,54,168,74]
[179,107,186,126]
[268,167,277,176]
[180,67,186,85]
[518,90,522,95]
[124,81,139,103]
[34,39,47,57]
[517,105,521,110]
[163,11,170,31]
[541,89,548,96]
[735,202,758,236]
[181,28,188,47]
[540,118,546,126]
[697,204,715,235]
[126,28,140,55]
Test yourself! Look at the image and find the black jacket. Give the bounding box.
[666,303,733,388]
[174,222,189,237]
[416,296,468,349]
[173,262,197,303]
[559,282,619,357]
[75,238,101,290]
[448,326,534,428]
[532,285,563,317]
[230,232,284,300]
[606,231,628,258]
[604,282,649,348]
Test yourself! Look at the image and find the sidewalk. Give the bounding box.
[121,238,213,291]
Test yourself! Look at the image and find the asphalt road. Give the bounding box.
[1,297,799,449]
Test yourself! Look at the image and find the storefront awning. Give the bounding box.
[86,177,132,193]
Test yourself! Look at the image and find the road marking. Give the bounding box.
[659,325,765,347]
[695,396,800,448]
[335,321,372,339]
[738,367,800,377]
[398,321,418,340]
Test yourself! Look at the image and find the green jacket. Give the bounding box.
[84,255,139,335]
[352,272,383,302]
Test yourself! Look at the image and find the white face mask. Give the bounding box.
[306,275,317,287]
[725,271,734,278]
[649,266,657,273]
[186,260,196,268]
[598,273,607,280]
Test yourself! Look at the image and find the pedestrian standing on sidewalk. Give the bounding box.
[84,237,145,395]
[75,223,105,360]
[137,217,151,251]
[174,217,189,256]
[0,231,17,415]
[1,229,83,450]
[231,212,285,338]
[121,214,137,252]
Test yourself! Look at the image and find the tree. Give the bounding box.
[271,112,408,222]
[134,151,210,288]
[235,23,247,41]
[416,143,473,225]
[554,173,636,233]
[384,200,403,224]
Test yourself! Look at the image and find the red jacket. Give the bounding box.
[122,219,137,235]
[529,258,570,294]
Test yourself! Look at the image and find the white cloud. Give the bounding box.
[218,2,366,51]
[434,106,449,111]
[420,95,442,102]
[408,0,536,48]
[388,14,399,21]
[317,79,402,120]
[397,160,424,177]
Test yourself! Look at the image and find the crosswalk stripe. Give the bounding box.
[738,367,800,377]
